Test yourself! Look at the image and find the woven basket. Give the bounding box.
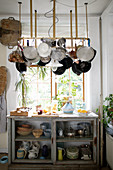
[0,66,7,96]
[17,130,31,136]
[0,17,21,48]
[17,127,32,132]
[1,17,21,31]
[0,32,19,47]
[32,129,43,138]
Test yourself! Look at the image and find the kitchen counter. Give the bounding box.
[7,112,98,119]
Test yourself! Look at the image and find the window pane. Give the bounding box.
[19,67,51,108]
[57,69,83,110]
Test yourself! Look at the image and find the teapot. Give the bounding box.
[58,147,65,161]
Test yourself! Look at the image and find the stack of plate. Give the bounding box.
[66,146,79,159]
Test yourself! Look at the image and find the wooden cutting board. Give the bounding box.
[10,111,28,116]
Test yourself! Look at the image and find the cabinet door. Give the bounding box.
[106,133,113,169]
[12,118,53,163]
[54,119,98,165]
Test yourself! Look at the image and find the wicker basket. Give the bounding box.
[17,130,32,136]
[17,127,32,132]
[0,66,7,96]
[32,129,43,138]
[0,17,21,48]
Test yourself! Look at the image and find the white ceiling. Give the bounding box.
[0,0,111,16]
[0,0,112,37]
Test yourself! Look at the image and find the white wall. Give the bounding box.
[86,16,100,112]
[102,13,113,100]
[0,44,8,152]
[0,44,18,152]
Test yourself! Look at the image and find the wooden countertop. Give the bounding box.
[7,112,98,119]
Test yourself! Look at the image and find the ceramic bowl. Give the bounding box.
[44,129,51,138]
[32,129,43,138]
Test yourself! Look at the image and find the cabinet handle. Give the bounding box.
[52,137,53,144]
[94,137,97,146]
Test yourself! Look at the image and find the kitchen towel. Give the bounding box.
[0,91,7,133]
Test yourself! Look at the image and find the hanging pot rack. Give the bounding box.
[18,0,90,43]
[15,0,97,77]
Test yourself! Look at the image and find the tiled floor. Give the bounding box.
[0,153,111,170]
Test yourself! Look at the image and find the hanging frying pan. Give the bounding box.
[76,46,96,62]
[59,55,73,69]
[38,59,51,66]
[72,62,82,76]
[52,66,66,75]
[15,62,27,73]
[76,60,91,73]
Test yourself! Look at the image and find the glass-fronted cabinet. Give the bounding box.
[53,116,99,165]
[11,118,53,163]
[8,113,99,168]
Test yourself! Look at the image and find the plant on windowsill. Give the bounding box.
[15,73,30,107]
[96,94,113,127]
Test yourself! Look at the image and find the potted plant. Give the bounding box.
[97,94,113,127]
[15,73,30,107]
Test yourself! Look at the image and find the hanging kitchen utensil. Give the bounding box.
[76,3,96,63]
[37,42,51,58]
[41,38,56,47]
[59,55,73,69]
[76,46,96,62]
[72,61,82,76]
[77,60,91,73]
[51,47,66,61]
[52,66,66,75]
[37,59,51,66]
[15,62,27,73]
[40,56,51,63]
[23,46,40,63]
[57,37,66,48]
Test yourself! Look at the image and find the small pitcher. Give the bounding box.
[58,147,65,161]
[17,148,27,159]
[58,128,64,137]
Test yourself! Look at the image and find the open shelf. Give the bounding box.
[55,159,94,165]
[56,136,93,142]
[15,134,51,141]
[14,149,52,163]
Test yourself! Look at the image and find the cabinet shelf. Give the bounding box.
[55,160,94,165]
[56,136,93,142]
[13,159,52,163]
[15,149,52,163]
[15,134,51,141]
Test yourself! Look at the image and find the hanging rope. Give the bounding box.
[44,8,59,37]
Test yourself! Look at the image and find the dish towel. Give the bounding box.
[0,91,7,133]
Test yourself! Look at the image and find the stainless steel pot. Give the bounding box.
[76,46,96,63]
